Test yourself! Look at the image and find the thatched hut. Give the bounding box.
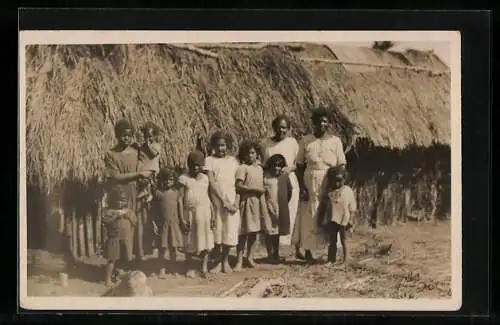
[24,43,451,258]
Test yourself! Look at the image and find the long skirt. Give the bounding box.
[280,172,300,246]
[291,168,341,250]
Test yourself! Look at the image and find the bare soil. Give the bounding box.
[26,220,452,298]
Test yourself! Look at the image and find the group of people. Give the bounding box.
[102,108,357,286]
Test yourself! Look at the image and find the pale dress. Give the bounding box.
[178,174,214,254]
[325,185,357,226]
[204,156,241,246]
[292,134,347,250]
[261,136,300,245]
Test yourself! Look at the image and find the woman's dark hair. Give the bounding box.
[209,131,233,152]
[311,107,330,124]
[271,115,291,132]
[237,139,263,163]
[114,119,134,137]
[140,122,160,137]
[265,153,287,170]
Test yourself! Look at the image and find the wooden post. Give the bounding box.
[71,209,78,260]
[78,217,86,258]
[85,213,95,257]
[95,196,102,256]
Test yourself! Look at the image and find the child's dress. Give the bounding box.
[263,173,293,235]
[204,156,240,246]
[102,207,136,262]
[236,164,267,234]
[156,186,184,249]
[178,173,214,253]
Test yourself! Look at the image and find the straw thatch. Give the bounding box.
[25,43,451,252]
[25,43,450,192]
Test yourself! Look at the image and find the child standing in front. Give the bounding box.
[263,154,293,264]
[102,185,137,286]
[178,151,215,278]
[154,167,185,278]
[317,166,357,266]
[204,131,240,274]
[234,140,267,271]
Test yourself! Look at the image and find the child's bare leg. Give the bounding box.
[246,233,257,268]
[210,244,222,274]
[295,244,306,260]
[222,245,233,273]
[339,228,349,265]
[234,235,246,272]
[272,235,281,262]
[200,250,209,278]
[265,235,273,260]
[105,261,115,286]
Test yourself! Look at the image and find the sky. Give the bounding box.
[329,41,451,66]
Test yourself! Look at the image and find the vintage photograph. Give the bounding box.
[19,31,461,310]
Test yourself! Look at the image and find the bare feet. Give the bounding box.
[186,269,197,278]
[210,262,222,274]
[233,262,243,272]
[222,262,233,273]
[105,280,114,287]
[246,257,256,268]
[159,268,167,279]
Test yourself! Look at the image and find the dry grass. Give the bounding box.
[27,220,452,299]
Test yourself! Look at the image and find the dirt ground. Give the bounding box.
[26,220,452,298]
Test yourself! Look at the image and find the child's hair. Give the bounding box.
[237,139,263,163]
[209,131,233,152]
[108,185,128,207]
[114,119,134,137]
[187,150,205,168]
[158,167,178,183]
[140,122,160,138]
[326,165,347,186]
[265,153,287,171]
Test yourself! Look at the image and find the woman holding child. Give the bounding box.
[292,108,347,263]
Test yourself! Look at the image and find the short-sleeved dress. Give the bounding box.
[324,185,357,227]
[204,156,240,246]
[236,164,267,234]
[156,187,184,249]
[178,173,214,254]
[263,173,293,235]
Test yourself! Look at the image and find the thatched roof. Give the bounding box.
[24,43,450,190]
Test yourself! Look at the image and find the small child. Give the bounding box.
[317,166,357,266]
[102,185,137,286]
[234,140,267,271]
[178,151,215,278]
[136,122,162,203]
[263,154,293,264]
[154,167,185,278]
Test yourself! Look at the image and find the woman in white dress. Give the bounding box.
[261,115,302,258]
[292,108,347,262]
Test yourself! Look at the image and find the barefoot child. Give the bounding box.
[317,166,357,266]
[263,154,293,264]
[205,132,240,274]
[234,140,267,270]
[154,167,185,278]
[178,151,215,278]
[102,185,137,286]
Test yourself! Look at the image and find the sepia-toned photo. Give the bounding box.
[19,31,461,311]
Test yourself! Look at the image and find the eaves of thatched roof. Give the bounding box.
[25,43,450,190]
